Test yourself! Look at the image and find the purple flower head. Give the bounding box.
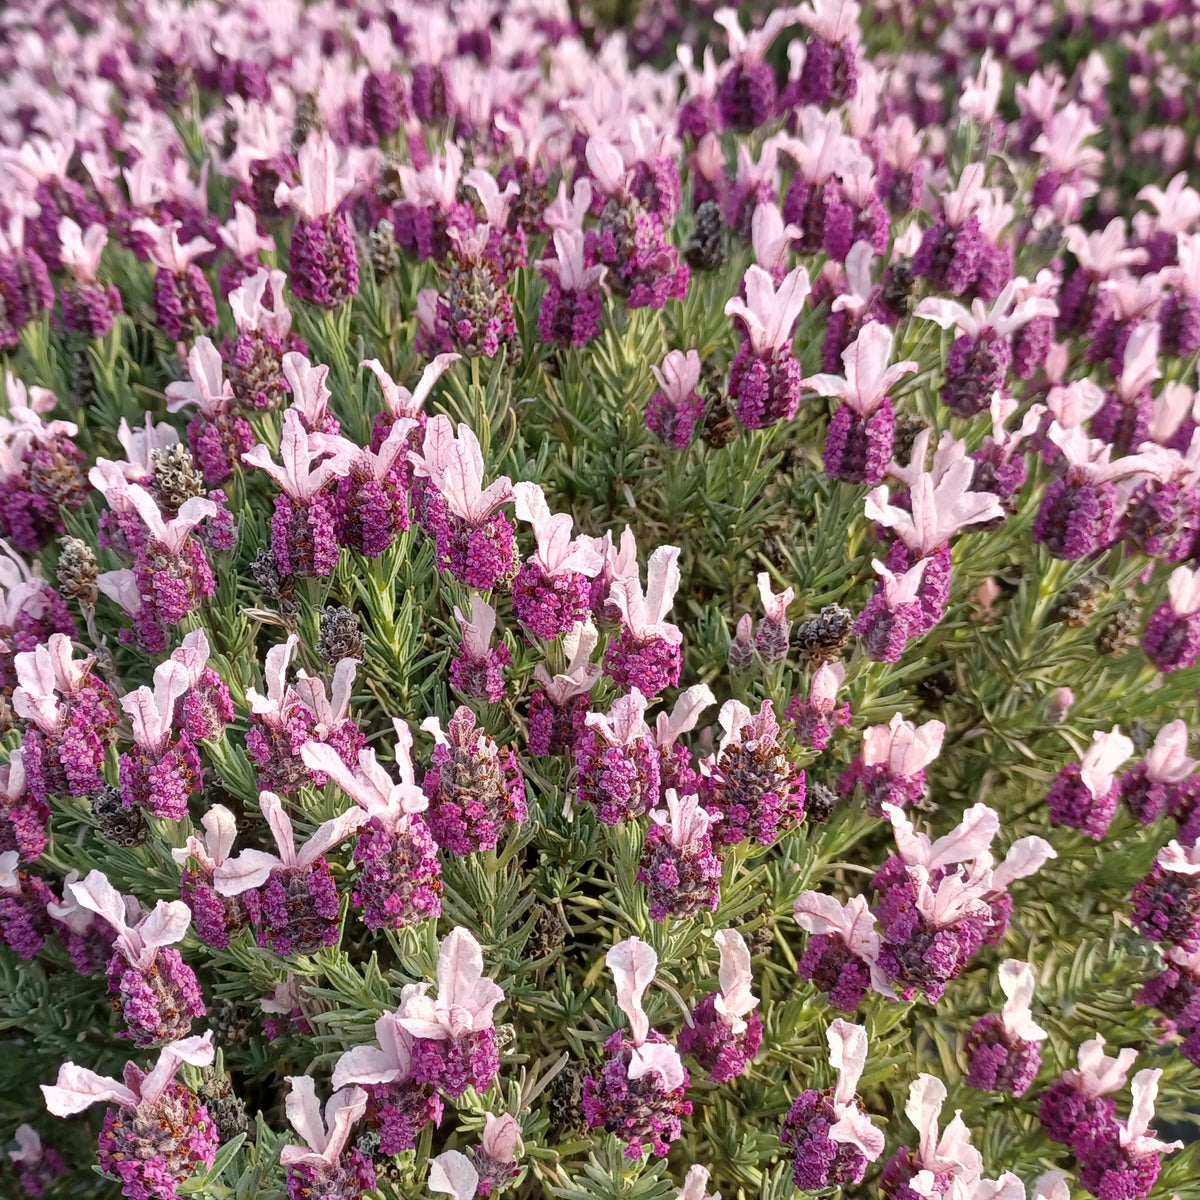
[42,1033,218,1200]
[280,1076,374,1199]
[880,1074,984,1200]
[964,960,1047,1096]
[1145,564,1200,673]
[398,927,505,1098]
[653,683,715,794]
[420,707,527,855]
[725,264,811,428]
[1047,726,1134,839]
[0,746,48,862]
[536,227,608,350]
[302,719,442,931]
[449,595,510,703]
[584,938,691,1157]
[1078,1069,1183,1200]
[1034,421,1166,561]
[0,538,76,698]
[647,350,705,449]
[275,135,361,307]
[604,545,683,696]
[794,891,894,1010]
[135,219,217,340]
[58,217,120,337]
[68,869,203,1046]
[780,1017,885,1190]
[788,661,850,750]
[677,930,762,1080]
[6,1123,65,1197]
[363,353,460,449]
[470,1114,523,1195]
[577,688,661,825]
[333,999,443,1151]
[511,483,603,640]
[839,711,945,814]
[640,790,722,922]
[410,415,516,590]
[168,630,234,742]
[754,572,794,664]
[216,789,367,957]
[528,620,603,756]
[118,658,202,821]
[332,416,420,558]
[854,556,928,663]
[714,8,800,131]
[1041,1034,1137,1155]
[173,803,259,949]
[1122,720,1196,824]
[972,394,1045,504]
[0,852,53,958]
[1131,839,1200,951]
[13,633,118,802]
[807,323,916,485]
[702,697,805,846]
[243,409,354,578]
[866,435,1005,562]
[165,336,254,487]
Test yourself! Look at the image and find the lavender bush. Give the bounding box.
[2,1,1200,1198]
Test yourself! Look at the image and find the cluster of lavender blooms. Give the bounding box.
[3,0,1200,1196]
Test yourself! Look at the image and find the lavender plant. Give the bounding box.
[1,1,1200,1199]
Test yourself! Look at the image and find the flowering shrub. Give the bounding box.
[3,2,1200,1199]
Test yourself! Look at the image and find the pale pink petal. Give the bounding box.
[481,1113,521,1162]
[437,927,486,1009]
[628,1042,685,1090]
[42,1063,137,1115]
[213,849,280,896]
[430,1150,480,1200]
[828,1106,886,1160]
[607,936,657,1044]
[713,929,757,1022]
[827,1018,869,1108]
[296,808,370,869]
[137,901,191,950]
[139,1033,215,1106]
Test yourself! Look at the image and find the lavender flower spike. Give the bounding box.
[242,408,353,578]
[172,803,258,949]
[410,415,516,590]
[301,720,442,931]
[726,264,811,428]
[274,134,360,307]
[280,1077,374,1200]
[68,869,204,1047]
[839,712,946,815]
[43,1034,217,1200]
[1144,564,1200,673]
[1039,1034,1139,1160]
[397,926,505,1098]
[677,929,763,1081]
[793,891,894,1011]
[639,790,723,923]
[806,323,918,486]
[755,572,794,664]
[781,1018,885,1190]
[879,1074,984,1200]
[511,482,603,640]
[583,937,692,1158]
[332,1005,443,1155]
[964,960,1047,1097]
[1046,726,1134,839]
[528,620,603,756]
[604,545,684,696]
[216,790,368,956]
[118,658,202,820]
